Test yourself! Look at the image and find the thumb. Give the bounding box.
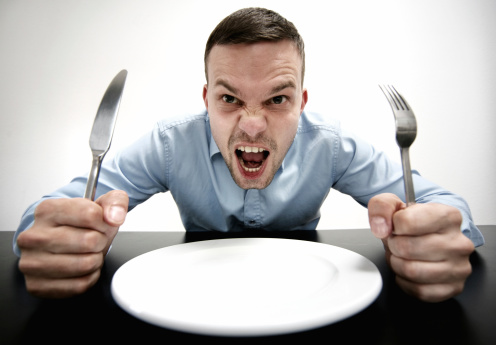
[368,193,405,239]
[96,190,129,226]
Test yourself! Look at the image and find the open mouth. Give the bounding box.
[235,145,270,175]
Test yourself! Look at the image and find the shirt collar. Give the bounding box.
[209,132,221,158]
[206,114,221,159]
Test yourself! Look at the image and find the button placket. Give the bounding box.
[243,189,261,228]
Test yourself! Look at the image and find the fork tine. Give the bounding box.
[379,85,400,111]
[388,85,410,111]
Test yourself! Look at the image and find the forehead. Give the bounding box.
[207,40,303,87]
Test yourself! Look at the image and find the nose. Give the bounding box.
[238,109,267,138]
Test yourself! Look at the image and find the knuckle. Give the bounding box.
[460,236,475,256]
[417,287,441,302]
[76,254,103,275]
[409,284,429,301]
[80,231,104,252]
[72,271,101,295]
[450,231,475,257]
[79,205,103,229]
[34,199,59,221]
[16,228,48,250]
[16,231,32,250]
[369,193,396,210]
[98,190,129,207]
[457,261,473,280]
[451,281,465,296]
[409,284,443,303]
[24,279,46,297]
[400,260,420,280]
[416,282,465,303]
[390,237,413,258]
[25,275,99,298]
[445,207,463,226]
[393,210,414,229]
[18,257,39,275]
[70,282,92,296]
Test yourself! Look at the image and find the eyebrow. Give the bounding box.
[214,79,240,95]
[270,81,296,95]
[214,79,296,97]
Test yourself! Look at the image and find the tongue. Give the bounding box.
[241,152,264,163]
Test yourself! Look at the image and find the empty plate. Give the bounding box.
[111,237,382,336]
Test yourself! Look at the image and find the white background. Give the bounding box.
[1,0,494,232]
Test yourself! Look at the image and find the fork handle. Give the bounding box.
[400,147,416,206]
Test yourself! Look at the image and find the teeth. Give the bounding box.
[239,158,262,172]
[238,146,265,153]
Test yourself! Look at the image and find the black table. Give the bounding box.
[1,226,495,344]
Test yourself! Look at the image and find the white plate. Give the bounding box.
[111,238,382,337]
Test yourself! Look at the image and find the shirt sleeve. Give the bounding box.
[332,128,484,247]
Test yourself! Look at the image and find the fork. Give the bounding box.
[379,85,417,206]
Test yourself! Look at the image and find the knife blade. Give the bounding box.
[84,69,128,200]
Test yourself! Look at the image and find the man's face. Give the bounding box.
[203,40,308,189]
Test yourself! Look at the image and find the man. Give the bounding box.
[14,7,483,301]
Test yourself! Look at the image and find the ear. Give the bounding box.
[202,84,208,109]
[300,88,308,114]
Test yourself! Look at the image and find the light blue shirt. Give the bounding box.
[14,111,484,255]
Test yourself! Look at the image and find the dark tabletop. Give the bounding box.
[1,226,495,345]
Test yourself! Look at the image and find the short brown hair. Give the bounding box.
[204,7,305,85]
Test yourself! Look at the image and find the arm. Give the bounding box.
[331,128,483,247]
[14,123,170,256]
[14,124,169,297]
[331,128,481,302]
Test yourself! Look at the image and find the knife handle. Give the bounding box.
[84,154,104,201]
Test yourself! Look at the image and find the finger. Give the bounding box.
[368,193,405,238]
[387,230,474,261]
[388,254,472,284]
[23,270,102,299]
[16,226,109,254]
[394,275,466,303]
[387,232,447,261]
[392,203,463,236]
[96,190,129,227]
[19,251,104,279]
[34,198,108,232]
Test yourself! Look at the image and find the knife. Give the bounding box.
[84,69,128,200]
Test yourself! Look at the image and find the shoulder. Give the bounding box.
[150,111,212,161]
[297,111,342,135]
[156,111,209,135]
[294,111,371,163]
[295,111,344,148]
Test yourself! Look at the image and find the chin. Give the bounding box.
[232,173,273,190]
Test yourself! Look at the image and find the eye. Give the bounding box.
[222,95,240,104]
[269,95,287,105]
